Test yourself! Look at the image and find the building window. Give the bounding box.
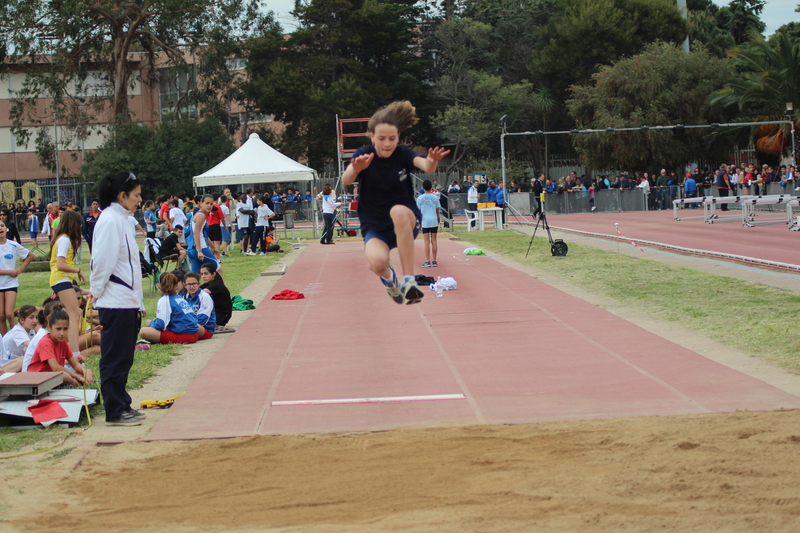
[158,66,197,119]
[226,58,247,71]
[239,112,272,125]
[75,71,112,97]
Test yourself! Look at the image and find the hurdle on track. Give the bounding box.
[740,195,796,227]
[702,195,753,224]
[784,199,800,230]
[673,196,713,221]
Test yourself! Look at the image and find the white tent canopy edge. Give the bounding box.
[193,132,316,188]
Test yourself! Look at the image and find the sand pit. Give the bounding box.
[4,409,800,532]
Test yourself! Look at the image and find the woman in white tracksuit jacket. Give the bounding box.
[90,172,145,427]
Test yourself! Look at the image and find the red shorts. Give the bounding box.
[159,330,198,344]
[199,328,213,340]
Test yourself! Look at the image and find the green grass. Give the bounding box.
[457,229,800,372]
[1,235,305,455]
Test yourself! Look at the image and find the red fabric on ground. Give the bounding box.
[271,289,304,300]
[28,399,67,423]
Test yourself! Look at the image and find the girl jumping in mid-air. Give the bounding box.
[341,101,450,304]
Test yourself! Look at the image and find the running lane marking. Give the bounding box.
[272,394,466,407]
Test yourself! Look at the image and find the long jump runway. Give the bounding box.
[147,237,800,440]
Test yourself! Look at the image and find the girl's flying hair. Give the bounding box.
[367,101,418,134]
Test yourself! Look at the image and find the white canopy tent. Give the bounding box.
[193,132,316,188]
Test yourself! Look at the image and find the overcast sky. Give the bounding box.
[266,0,799,37]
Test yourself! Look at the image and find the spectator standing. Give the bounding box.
[205,200,223,260]
[0,221,33,334]
[743,164,755,195]
[158,195,172,233]
[637,174,651,209]
[237,189,255,254]
[416,179,441,268]
[90,171,145,427]
[532,175,545,220]
[715,164,731,211]
[485,181,498,204]
[684,173,698,207]
[83,199,101,251]
[655,169,669,209]
[0,208,21,244]
[218,194,231,256]
[49,209,85,359]
[143,200,158,239]
[318,185,341,245]
[249,194,275,255]
[467,180,479,228]
[187,195,220,274]
[495,181,507,225]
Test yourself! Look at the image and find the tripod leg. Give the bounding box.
[524,216,543,259]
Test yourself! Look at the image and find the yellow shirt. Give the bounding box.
[49,235,76,287]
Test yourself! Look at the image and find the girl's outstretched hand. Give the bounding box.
[351,153,374,173]
[427,146,451,163]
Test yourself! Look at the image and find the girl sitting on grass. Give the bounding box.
[200,263,232,328]
[183,271,215,340]
[138,272,204,344]
[0,305,38,374]
[22,301,65,372]
[27,309,94,386]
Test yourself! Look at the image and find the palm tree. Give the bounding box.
[709,30,799,157]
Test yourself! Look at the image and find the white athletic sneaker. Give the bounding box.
[380,268,403,304]
[246,251,256,256]
[399,275,424,305]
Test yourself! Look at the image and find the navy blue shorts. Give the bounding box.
[363,219,420,250]
[52,281,74,294]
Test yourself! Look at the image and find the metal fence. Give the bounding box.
[433,183,800,219]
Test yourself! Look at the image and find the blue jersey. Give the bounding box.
[416,193,441,229]
[150,294,199,335]
[184,290,216,333]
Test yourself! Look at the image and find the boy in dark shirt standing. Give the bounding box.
[342,101,449,304]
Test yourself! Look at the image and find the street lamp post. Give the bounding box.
[53,109,60,204]
[787,102,796,168]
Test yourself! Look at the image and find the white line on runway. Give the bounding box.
[272,394,466,407]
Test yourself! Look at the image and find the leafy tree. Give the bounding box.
[461,0,559,83]
[244,0,434,169]
[81,118,234,197]
[567,41,734,171]
[715,0,765,45]
[688,9,736,58]
[528,0,688,95]
[430,19,546,172]
[709,31,800,156]
[774,22,800,44]
[3,0,275,176]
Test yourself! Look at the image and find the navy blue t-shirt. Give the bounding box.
[352,145,421,233]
